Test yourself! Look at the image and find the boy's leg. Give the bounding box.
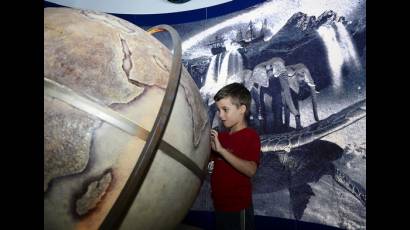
[240,204,255,230]
[215,210,240,230]
[214,205,255,230]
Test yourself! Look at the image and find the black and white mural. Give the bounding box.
[172,0,366,229]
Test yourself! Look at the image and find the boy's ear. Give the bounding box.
[239,104,247,115]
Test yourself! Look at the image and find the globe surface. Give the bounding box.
[44,7,210,229]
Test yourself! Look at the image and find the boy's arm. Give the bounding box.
[210,129,257,177]
[217,148,257,177]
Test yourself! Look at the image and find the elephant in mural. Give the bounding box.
[250,58,320,132]
[251,57,299,133]
[283,63,319,129]
[243,68,264,131]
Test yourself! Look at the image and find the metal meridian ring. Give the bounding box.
[97,24,188,230]
[44,77,206,181]
[44,78,150,142]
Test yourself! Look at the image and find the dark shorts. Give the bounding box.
[215,205,255,230]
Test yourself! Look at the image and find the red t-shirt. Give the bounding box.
[210,127,261,212]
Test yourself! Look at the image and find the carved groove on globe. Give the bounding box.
[44,7,210,230]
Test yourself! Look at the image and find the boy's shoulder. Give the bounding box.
[221,127,260,138]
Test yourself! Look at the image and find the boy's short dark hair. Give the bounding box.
[214,83,251,118]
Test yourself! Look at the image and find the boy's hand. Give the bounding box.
[210,129,257,177]
[210,129,223,153]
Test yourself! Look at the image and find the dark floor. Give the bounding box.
[180,210,343,230]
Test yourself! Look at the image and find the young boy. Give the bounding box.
[209,82,261,230]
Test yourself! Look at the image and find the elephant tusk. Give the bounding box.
[307,82,316,87]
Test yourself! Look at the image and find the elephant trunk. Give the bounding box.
[310,86,319,121]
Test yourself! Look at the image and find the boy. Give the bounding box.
[209,82,261,230]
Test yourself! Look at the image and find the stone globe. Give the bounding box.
[44,7,210,230]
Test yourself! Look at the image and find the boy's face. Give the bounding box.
[215,96,246,129]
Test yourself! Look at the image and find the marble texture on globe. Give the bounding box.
[44,7,210,230]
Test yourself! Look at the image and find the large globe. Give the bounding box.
[44,7,210,229]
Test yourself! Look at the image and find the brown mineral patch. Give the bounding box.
[44,97,101,192]
[75,171,113,216]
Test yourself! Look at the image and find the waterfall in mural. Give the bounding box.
[199,49,244,106]
[335,22,361,71]
[198,48,244,127]
[317,22,361,93]
[317,24,344,92]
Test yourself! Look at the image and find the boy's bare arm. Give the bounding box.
[218,148,257,177]
[211,129,257,177]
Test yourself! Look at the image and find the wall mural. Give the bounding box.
[170,0,366,229]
